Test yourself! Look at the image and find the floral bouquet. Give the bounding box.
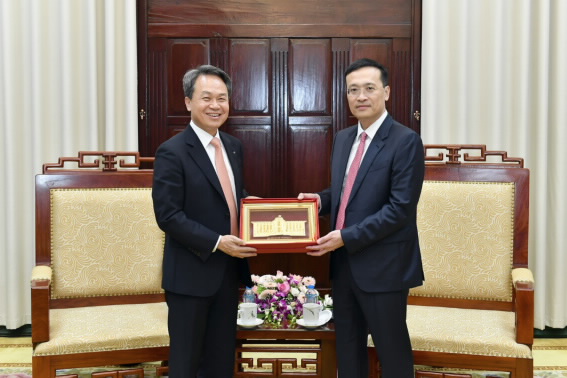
[249,271,333,327]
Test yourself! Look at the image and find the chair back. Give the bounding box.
[409,145,529,311]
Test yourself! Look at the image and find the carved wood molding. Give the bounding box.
[43,151,155,173]
[332,38,349,135]
[424,144,524,167]
[235,351,320,377]
[271,39,289,197]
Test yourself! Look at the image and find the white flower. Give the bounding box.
[323,294,333,307]
[258,274,275,286]
[290,287,300,296]
[259,289,276,300]
[275,270,288,281]
[302,276,316,286]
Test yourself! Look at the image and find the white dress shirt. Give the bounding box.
[190,121,237,203]
[190,122,237,251]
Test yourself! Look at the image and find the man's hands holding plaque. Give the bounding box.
[218,235,257,258]
[297,193,344,256]
[305,230,344,256]
[240,197,320,253]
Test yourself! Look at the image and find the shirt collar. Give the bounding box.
[190,121,219,148]
[357,111,388,140]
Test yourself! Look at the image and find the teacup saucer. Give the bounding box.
[237,317,264,328]
[297,309,332,329]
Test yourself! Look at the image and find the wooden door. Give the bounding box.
[137,0,422,289]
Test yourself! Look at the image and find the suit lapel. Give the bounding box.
[347,115,393,206]
[183,126,225,200]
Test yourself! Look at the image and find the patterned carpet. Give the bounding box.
[0,337,565,377]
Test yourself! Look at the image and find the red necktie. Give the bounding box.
[335,132,368,230]
[210,138,238,236]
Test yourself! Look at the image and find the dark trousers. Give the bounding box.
[332,250,414,378]
[165,269,239,378]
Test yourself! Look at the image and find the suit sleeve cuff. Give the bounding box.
[213,235,221,253]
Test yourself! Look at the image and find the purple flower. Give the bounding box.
[248,271,330,327]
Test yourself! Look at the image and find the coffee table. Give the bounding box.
[235,322,336,377]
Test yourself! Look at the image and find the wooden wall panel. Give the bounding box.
[148,0,412,38]
[391,38,412,127]
[288,125,332,195]
[148,38,167,154]
[350,39,412,127]
[228,125,272,197]
[229,40,270,114]
[140,0,422,289]
[349,39,394,125]
[270,39,289,198]
[290,40,331,114]
[350,39,392,68]
[167,39,210,116]
[332,39,350,134]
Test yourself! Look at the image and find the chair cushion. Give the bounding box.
[50,188,165,299]
[368,305,532,359]
[33,302,169,356]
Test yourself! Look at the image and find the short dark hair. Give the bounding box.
[182,65,232,99]
[345,58,389,87]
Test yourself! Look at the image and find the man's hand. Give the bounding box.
[218,235,257,258]
[297,193,320,211]
[306,230,344,256]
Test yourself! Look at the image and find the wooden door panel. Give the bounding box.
[147,38,168,154]
[229,124,272,197]
[348,39,392,125]
[350,39,392,64]
[168,39,210,116]
[288,124,332,195]
[290,39,332,114]
[391,38,412,127]
[229,39,271,114]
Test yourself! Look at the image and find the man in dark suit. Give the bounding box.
[299,58,425,377]
[152,65,257,377]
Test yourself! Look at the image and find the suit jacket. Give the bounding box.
[152,124,253,297]
[319,114,425,293]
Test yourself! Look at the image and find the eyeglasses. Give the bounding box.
[346,86,379,97]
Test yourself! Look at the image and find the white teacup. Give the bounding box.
[238,303,258,325]
[302,303,321,325]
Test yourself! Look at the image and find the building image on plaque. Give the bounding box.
[251,215,307,238]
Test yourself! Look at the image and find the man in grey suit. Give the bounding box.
[152,65,257,377]
[299,58,425,378]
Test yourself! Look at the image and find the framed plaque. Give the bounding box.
[240,198,320,253]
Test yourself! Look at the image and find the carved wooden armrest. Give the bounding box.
[512,268,534,345]
[31,265,52,343]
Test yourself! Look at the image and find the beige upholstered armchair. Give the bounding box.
[31,152,170,378]
[368,145,534,378]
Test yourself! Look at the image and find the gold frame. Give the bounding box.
[240,198,319,252]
